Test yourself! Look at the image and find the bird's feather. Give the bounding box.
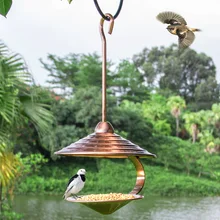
[178,30,195,48]
[157,11,187,25]
[80,174,86,182]
[65,177,78,194]
[67,174,78,187]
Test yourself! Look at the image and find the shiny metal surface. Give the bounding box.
[129,156,145,195]
[100,14,114,122]
[55,122,156,158]
[67,194,143,215]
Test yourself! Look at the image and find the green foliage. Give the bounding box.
[17,158,136,194]
[72,87,103,128]
[16,159,220,197]
[183,103,220,147]
[0,41,54,143]
[112,59,150,102]
[18,153,48,175]
[150,135,220,180]
[0,41,54,214]
[133,44,219,107]
[167,95,186,136]
[111,100,153,147]
[40,53,111,95]
[167,96,186,117]
[194,76,220,110]
[0,0,12,17]
[41,125,87,159]
[0,208,23,220]
[142,94,171,135]
[0,41,219,201]
[146,165,220,196]
[0,149,21,187]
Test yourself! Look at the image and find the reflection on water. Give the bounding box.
[14,195,220,220]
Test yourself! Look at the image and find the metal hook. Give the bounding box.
[99,14,114,122]
[94,0,123,21]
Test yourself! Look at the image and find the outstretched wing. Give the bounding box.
[178,30,195,48]
[156,11,187,25]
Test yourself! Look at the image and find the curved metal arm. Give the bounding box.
[99,14,114,122]
[129,156,145,195]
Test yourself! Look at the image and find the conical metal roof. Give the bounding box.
[55,122,156,158]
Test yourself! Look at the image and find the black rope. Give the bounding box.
[93,0,123,21]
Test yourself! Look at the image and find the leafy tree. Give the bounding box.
[133,44,218,107]
[112,59,150,102]
[183,112,201,143]
[183,104,220,150]
[167,96,186,137]
[193,76,220,110]
[111,100,153,148]
[142,94,171,135]
[40,53,112,95]
[178,142,204,175]
[42,86,118,157]
[197,153,220,179]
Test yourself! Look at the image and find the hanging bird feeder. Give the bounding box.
[55,0,156,215]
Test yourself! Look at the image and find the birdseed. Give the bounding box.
[77,193,135,201]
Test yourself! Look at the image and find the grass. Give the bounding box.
[15,158,220,197]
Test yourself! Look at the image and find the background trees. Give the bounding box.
[133,44,219,110]
[1,40,220,217]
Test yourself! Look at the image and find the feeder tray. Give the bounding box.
[67,194,143,215]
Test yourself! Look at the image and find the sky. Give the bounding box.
[1,0,220,85]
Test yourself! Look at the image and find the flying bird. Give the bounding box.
[63,168,86,199]
[156,11,201,48]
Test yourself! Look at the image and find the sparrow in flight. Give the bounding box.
[156,11,201,48]
[63,168,86,199]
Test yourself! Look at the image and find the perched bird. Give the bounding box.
[156,11,201,48]
[63,168,86,199]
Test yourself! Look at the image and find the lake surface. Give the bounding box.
[13,195,220,220]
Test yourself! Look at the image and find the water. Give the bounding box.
[13,195,220,220]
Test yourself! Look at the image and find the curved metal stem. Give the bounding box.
[129,156,145,195]
[99,14,114,122]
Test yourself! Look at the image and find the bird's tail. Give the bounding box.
[190,28,201,32]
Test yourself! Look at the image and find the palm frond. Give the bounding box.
[0,40,54,151]
[21,98,54,137]
[0,150,21,187]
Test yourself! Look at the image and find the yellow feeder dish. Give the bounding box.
[67,194,143,215]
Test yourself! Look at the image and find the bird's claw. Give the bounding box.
[72,195,80,199]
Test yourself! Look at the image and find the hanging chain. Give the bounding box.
[93,0,123,21]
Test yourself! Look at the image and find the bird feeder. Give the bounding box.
[55,0,156,215]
